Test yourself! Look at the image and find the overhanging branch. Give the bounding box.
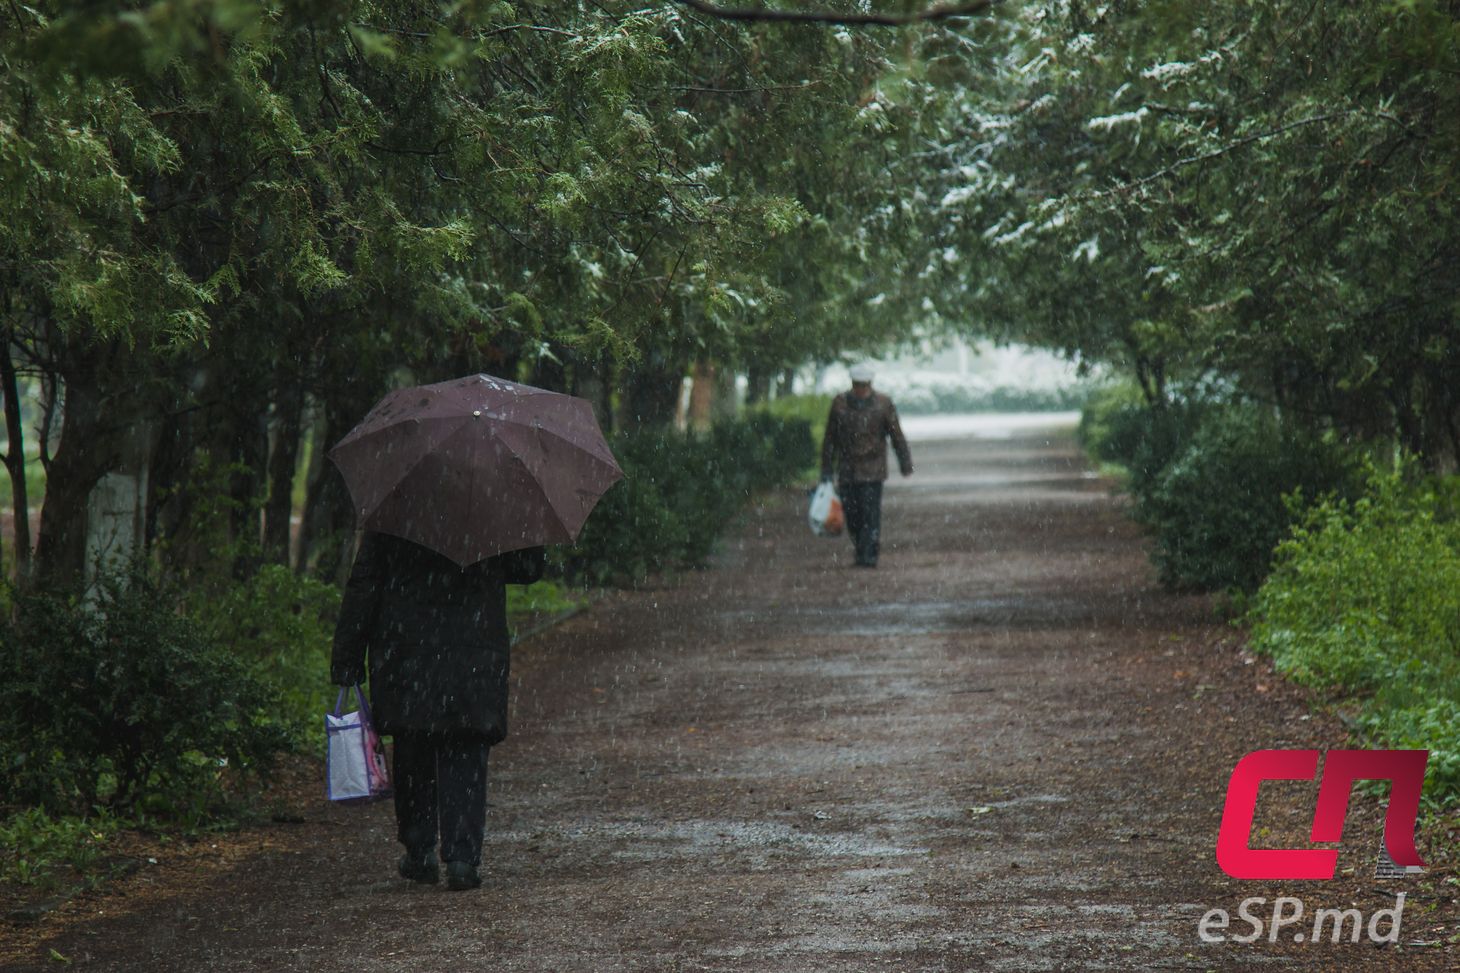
[1103,109,1411,198]
[670,0,999,27]
[670,81,821,93]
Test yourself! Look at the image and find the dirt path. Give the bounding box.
[3,421,1454,971]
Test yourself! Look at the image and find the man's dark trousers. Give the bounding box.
[841,481,883,566]
[393,730,490,866]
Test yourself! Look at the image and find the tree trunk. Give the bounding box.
[1417,363,1460,474]
[85,415,155,583]
[1133,354,1167,408]
[688,360,716,431]
[1386,384,1426,461]
[745,365,771,407]
[294,398,327,575]
[0,334,31,583]
[298,360,391,581]
[712,365,738,422]
[146,390,196,572]
[298,400,356,583]
[297,406,330,576]
[35,343,157,590]
[1439,393,1460,477]
[146,364,246,581]
[570,356,613,435]
[35,380,104,589]
[226,403,267,579]
[263,383,305,566]
[530,342,569,393]
[620,351,685,431]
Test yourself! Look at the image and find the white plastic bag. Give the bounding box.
[808,480,845,537]
[326,685,391,802]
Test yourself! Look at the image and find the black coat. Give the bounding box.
[330,532,546,743]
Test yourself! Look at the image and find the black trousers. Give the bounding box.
[840,480,883,565]
[392,730,491,866]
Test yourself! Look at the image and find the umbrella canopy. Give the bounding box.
[328,374,623,566]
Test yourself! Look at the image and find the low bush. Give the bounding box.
[182,553,586,732]
[563,469,689,585]
[1080,386,1360,592]
[187,564,339,740]
[1079,384,1212,496]
[756,394,832,476]
[1077,382,1145,456]
[1141,408,1360,591]
[0,570,292,820]
[710,411,818,496]
[562,412,814,585]
[756,392,832,429]
[1249,467,1460,800]
[507,579,588,620]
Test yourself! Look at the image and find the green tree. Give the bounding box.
[4,0,977,588]
[923,1,1460,454]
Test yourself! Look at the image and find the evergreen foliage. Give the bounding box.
[1082,388,1361,592]
[1,1,941,586]
[0,570,290,817]
[923,1,1460,466]
[1250,468,1460,798]
[4,0,1459,838]
[563,411,814,585]
[1141,408,1360,592]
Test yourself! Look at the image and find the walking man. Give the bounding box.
[820,365,913,567]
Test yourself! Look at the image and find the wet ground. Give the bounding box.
[2,420,1455,971]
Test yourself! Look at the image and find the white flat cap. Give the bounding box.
[849,364,875,382]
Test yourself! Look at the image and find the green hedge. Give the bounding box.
[1141,410,1360,592]
[561,412,815,585]
[1079,384,1212,496]
[1080,387,1358,592]
[186,564,339,740]
[1249,467,1460,800]
[0,572,291,820]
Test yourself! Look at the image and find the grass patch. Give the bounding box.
[0,807,121,892]
[509,578,587,621]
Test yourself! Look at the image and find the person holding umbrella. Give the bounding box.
[328,374,622,891]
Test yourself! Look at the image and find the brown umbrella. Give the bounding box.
[328,373,623,566]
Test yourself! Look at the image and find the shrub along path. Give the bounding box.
[2,420,1454,971]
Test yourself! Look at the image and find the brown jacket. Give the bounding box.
[820,391,913,484]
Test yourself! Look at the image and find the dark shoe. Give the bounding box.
[398,850,439,884]
[445,860,482,891]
